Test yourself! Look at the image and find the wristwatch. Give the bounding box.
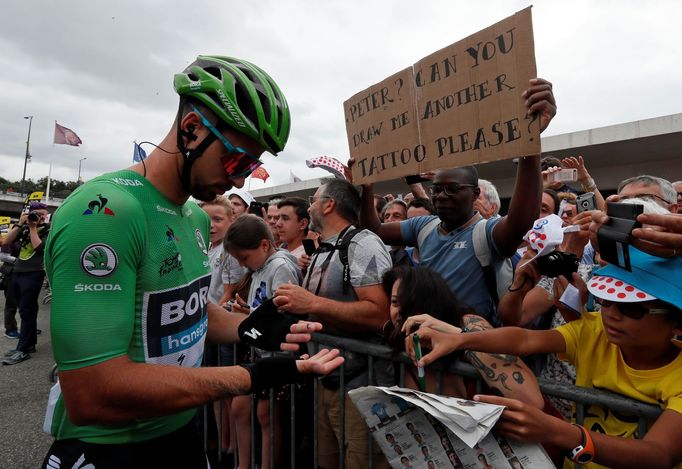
[568,424,595,464]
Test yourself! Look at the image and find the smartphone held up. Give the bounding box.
[548,168,578,183]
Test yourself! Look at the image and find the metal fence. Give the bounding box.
[203,332,662,469]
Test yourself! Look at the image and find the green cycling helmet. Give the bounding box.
[174,55,291,154]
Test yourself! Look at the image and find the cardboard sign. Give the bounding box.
[344,7,539,184]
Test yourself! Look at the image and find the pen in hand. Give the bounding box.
[412,333,426,392]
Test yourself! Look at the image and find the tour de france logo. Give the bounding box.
[80,244,118,277]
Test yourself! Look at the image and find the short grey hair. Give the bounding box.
[478,179,500,215]
[618,175,676,205]
[321,178,361,223]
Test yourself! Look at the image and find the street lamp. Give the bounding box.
[20,115,33,197]
[78,157,87,184]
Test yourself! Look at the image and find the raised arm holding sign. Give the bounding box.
[358,76,554,321]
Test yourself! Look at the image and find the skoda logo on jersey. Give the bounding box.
[195,229,208,255]
[80,244,118,277]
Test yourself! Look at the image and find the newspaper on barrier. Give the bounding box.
[349,386,555,469]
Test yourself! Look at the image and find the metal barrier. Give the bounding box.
[203,332,662,468]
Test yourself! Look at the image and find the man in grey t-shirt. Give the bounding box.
[275,178,391,469]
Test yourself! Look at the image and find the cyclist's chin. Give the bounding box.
[191,181,236,201]
[191,186,221,202]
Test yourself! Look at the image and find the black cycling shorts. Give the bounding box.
[42,420,208,469]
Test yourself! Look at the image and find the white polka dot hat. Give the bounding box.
[587,275,655,302]
[589,247,682,309]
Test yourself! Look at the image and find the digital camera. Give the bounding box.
[27,212,40,222]
[597,202,643,271]
[536,251,579,279]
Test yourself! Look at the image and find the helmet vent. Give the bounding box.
[275,106,283,136]
[256,86,272,123]
[262,132,279,154]
[234,82,257,129]
[205,67,222,79]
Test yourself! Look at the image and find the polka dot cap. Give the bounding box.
[587,275,656,303]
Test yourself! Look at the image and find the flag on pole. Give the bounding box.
[54,122,83,146]
[290,170,302,183]
[133,142,147,162]
[305,156,348,180]
[250,166,270,182]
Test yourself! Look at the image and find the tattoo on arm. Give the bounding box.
[462,314,528,390]
[512,371,524,384]
[465,350,512,391]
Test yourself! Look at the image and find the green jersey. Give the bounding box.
[44,169,211,444]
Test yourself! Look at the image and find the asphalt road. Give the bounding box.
[0,299,54,468]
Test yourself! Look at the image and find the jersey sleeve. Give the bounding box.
[484,216,504,259]
[399,215,436,248]
[45,182,146,371]
[554,314,594,365]
[347,231,392,287]
[222,253,245,285]
[666,395,682,415]
[269,262,301,293]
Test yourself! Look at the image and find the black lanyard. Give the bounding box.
[303,225,353,296]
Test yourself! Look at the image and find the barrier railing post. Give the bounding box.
[291,383,296,469]
[250,346,256,468]
[367,355,374,469]
[269,387,275,469]
[339,355,346,469]
[314,374,319,469]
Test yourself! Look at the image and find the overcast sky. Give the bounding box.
[1,0,680,191]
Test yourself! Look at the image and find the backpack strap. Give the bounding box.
[304,226,362,296]
[472,218,492,267]
[472,218,500,304]
[338,228,363,294]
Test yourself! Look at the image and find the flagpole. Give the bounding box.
[45,161,52,200]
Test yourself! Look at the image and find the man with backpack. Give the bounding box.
[359,78,556,323]
[274,178,392,469]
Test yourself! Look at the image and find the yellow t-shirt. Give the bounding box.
[556,312,682,468]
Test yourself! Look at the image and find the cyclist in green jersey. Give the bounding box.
[42,55,343,469]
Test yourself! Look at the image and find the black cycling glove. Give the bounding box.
[237,298,298,351]
[240,357,307,394]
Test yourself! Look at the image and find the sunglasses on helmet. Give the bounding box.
[192,107,263,178]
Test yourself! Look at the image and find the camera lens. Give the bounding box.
[28,212,39,222]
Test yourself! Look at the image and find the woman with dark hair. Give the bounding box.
[382,266,543,406]
[542,189,561,217]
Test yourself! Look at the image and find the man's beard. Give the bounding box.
[308,214,322,233]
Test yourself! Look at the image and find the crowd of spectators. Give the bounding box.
[3,69,682,468]
[179,79,682,468]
